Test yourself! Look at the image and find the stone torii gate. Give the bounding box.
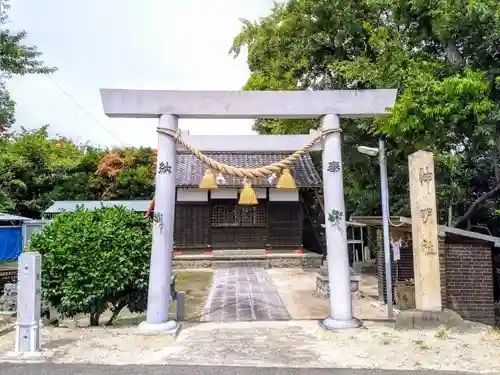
[100,89,397,333]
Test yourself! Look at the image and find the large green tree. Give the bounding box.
[231,0,500,232]
[1,1,56,133]
[0,127,157,218]
[0,127,93,216]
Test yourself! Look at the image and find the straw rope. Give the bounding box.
[157,127,340,179]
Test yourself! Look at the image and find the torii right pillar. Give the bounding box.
[396,150,463,329]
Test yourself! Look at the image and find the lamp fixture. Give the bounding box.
[357,145,379,157]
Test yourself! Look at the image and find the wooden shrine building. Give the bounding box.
[174,151,321,251]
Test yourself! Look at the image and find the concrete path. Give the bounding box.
[201,267,290,322]
[1,364,491,375]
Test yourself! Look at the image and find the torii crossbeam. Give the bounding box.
[100,89,397,333]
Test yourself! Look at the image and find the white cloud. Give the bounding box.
[6,0,273,147]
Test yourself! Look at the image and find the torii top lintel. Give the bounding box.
[100,89,398,119]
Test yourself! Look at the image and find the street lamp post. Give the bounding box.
[357,139,394,319]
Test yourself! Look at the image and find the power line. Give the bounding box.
[1,0,125,146]
[47,75,127,146]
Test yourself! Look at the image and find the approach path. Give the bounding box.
[201,267,290,322]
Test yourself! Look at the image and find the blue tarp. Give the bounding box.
[0,227,22,262]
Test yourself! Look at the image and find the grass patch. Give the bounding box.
[171,270,214,321]
[434,325,449,339]
[413,339,430,350]
[111,270,214,326]
[491,326,500,337]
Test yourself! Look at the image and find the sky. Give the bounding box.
[5,0,274,147]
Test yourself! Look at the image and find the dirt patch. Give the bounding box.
[267,268,387,320]
[0,326,176,364]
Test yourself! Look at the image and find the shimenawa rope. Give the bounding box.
[144,127,340,211]
[157,127,339,179]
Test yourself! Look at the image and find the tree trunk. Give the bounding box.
[495,132,500,183]
[106,302,126,326]
[89,312,100,326]
[452,183,500,228]
[453,131,500,228]
[445,40,462,65]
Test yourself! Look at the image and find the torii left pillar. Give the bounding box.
[138,114,179,334]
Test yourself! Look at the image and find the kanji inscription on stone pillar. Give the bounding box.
[408,150,442,311]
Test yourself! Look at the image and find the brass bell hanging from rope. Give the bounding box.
[199,169,218,189]
[276,168,297,189]
[238,180,258,205]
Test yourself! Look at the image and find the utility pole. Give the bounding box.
[357,140,394,319]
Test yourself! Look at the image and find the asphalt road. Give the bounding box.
[0,364,494,375]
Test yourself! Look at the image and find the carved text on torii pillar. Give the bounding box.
[418,166,433,194]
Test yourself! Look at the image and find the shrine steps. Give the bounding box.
[173,249,323,269]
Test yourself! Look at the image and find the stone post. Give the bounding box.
[138,114,179,334]
[320,114,361,330]
[408,150,442,311]
[14,252,42,355]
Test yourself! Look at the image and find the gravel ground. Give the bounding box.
[0,269,499,372]
[1,312,499,371]
[1,364,494,375]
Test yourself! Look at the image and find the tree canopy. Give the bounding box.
[230,0,500,232]
[0,127,156,218]
[0,30,56,133]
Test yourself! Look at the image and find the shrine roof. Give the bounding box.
[176,152,322,188]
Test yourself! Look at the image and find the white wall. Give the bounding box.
[176,188,208,202]
[176,188,298,202]
[268,189,299,202]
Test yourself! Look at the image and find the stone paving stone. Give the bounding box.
[201,267,291,322]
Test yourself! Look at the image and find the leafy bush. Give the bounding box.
[28,206,152,326]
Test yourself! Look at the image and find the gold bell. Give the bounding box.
[199,169,218,189]
[238,182,258,205]
[276,168,297,189]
